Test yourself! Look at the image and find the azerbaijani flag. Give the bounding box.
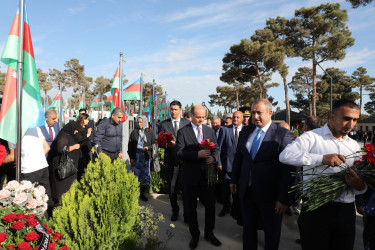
[123,77,141,100]
[158,95,168,120]
[78,93,85,110]
[0,7,43,143]
[91,94,99,108]
[103,91,112,105]
[129,103,134,116]
[111,67,121,110]
[48,91,61,110]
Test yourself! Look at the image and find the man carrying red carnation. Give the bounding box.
[159,100,190,222]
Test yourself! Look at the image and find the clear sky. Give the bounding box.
[1,0,374,113]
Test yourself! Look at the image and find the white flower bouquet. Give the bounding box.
[0,180,48,216]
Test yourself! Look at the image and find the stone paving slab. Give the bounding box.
[141,194,364,250]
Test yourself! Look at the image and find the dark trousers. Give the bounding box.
[21,167,53,209]
[298,202,356,250]
[166,164,186,216]
[0,163,16,187]
[102,150,119,162]
[220,172,231,210]
[184,174,216,237]
[241,187,282,250]
[363,215,375,249]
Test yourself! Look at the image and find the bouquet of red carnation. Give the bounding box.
[0,143,7,166]
[291,143,375,211]
[0,213,69,249]
[156,132,175,147]
[199,139,217,187]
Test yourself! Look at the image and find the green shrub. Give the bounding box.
[51,153,140,249]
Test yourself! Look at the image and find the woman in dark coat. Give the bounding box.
[48,120,81,203]
[128,116,155,201]
[76,113,92,180]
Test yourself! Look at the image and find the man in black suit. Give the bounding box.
[159,100,190,222]
[230,99,295,250]
[218,111,243,217]
[175,105,221,249]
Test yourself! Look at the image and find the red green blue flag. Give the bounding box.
[111,67,121,111]
[78,93,85,110]
[48,91,61,111]
[0,7,43,143]
[123,77,141,101]
[91,94,99,108]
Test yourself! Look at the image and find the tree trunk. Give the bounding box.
[309,95,312,116]
[235,88,239,110]
[283,76,290,125]
[255,64,264,99]
[360,85,363,115]
[312,61,317,116]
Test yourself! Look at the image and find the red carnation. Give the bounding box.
[353,160,361,165]
[5,245,15,249]
[43,224,53,234]
[25,232,40,242]
[27,218,39,227]
[18,242,31,250]
[59,245,69,250]
[48,243,56,250]
[0,233,7,243]
[25,214,36,220]
[2,213,17,223]
[0,144,7,165]
[10,221,26,230]
[16,213,26,220]
[365,143,375,153]
[53,232,63,241]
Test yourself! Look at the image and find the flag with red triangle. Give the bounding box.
[0,7,43,143]
[48,91,61,110]
[78,93,85,110]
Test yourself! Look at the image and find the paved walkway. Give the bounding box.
[141,194,365,250]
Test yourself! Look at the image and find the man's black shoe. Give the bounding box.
[296,239,301,245]
[189,236,199,249]
[171,212,179,221]
[218,208,230,217]
[204,232,222,246]
[184,217,189,224]
[140,194,148,202]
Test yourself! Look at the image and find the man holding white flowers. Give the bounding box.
[279,99,367,250]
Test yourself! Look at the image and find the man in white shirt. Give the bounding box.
[279,99,367,250]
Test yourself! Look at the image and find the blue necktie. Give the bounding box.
[248,129,263,186]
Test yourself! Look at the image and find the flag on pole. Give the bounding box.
[123,77,141,100]
[129,103,134,116]
[103,91,112,105]
[111,67,121,111]
[0,7,43,143]
[78,93,85,110]
[48,91,61,110]
[158,95,168,120]
[91,94,99,108]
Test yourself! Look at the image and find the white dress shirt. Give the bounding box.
[245,121,272,153]
[233,124,243,136]
[172,118,181,130]
[279,124,367,203]
[45,122,56,139]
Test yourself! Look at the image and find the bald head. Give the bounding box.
[233,111,244,127]
[45,110,57,127]
[191,105,206,126]
[279,122,290,131]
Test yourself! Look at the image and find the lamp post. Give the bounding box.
[316,62,333,112]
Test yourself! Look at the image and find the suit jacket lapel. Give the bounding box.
[243,125,256,158]
[167,120,176,137]
[186,124,198,144]
[255,122,276,159]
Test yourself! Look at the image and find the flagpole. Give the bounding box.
[16,0,25,182]
[119,52,124,111]
[59,84,63,128]
[140,73,144,114]
[152,79,157,135]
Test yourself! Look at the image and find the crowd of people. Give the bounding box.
[1,98,374,250]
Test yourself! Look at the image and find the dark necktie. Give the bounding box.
[248,129,263,186]
[49,126,54,141]
[174,121,178,135]
[235,127,239,145]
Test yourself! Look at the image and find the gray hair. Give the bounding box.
[111,107,125,116]
[212,116,221,122]
[45,109,57,118]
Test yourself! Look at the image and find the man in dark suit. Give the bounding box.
[175,105,221,249]
[218,111,243,217]
[230,99,295,250]
[39,110,60,146]
[159,100,190,222]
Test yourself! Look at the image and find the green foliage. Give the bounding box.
[149,148,168,194]
[346,0,373,8]
[51,153,140,249]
